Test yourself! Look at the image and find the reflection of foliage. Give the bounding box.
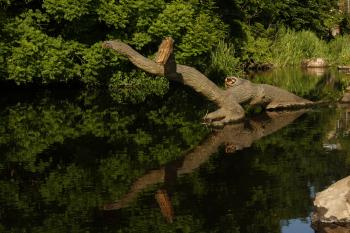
[109,109,350,233]
[250,67,349,101]
[1,72,350,232]
[0,90,209,232]
[252,68,321,98]
[109,71,169,104]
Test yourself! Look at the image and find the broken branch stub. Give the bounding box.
[155,37,174,65]
[155,37,177,77]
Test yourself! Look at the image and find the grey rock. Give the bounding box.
[313,176,350,223]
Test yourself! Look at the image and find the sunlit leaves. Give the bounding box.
[43,0,93,21]
[149,1,227,62]
[96,0,130,29]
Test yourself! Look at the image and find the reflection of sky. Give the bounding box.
[308,183,316,199]
[280,218,314,233]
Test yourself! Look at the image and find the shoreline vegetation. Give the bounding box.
[1,0,350,102]
[212,28,350,76]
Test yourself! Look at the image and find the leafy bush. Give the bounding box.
[0,0,228,103]
[239,23,274,68]
[148,1,227,63]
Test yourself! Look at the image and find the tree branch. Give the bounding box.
[102,37,314,126]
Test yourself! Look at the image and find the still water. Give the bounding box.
[1,68,350,233]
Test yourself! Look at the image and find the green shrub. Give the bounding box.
[240,23,273,67]
[148,1,227,63]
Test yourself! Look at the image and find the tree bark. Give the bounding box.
[102,37,314,126]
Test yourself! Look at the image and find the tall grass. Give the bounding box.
[209,28,350,76]
[271,28,328,67]
[328,36,350,65]
[209,40,242,79]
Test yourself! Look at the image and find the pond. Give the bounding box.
[1,67,350,233]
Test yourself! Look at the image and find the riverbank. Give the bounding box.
[214,29,350,79]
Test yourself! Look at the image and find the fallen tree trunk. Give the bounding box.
[102,37,314,126]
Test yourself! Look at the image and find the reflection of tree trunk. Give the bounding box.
[102,37,312,126]
[155,189,174,223]
[103,110,306,211]
[103,169,165,210]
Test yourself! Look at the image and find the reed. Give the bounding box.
[328,36,350,65]
[209,40,242,78]
[270,29,328,67]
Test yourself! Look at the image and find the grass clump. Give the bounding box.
[208,40,242,81]
[271,28,328,67]
[328,36,350,65]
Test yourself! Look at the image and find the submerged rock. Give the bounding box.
[313,176,350,224]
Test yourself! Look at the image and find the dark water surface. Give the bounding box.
[1,68,350,233]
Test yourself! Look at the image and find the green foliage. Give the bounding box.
[43,0,93,21]
[239,23,274,68]
[8,33,84,84]
[226,0,340,38]
[208,40,242,79]
[270,28,328,67]
[1,0,347,97]
[328,36,350,65]
[148,2,194,39]
[4,10,83,84]
[80,42,122,85]
[0,42,8,78]
[323,9,344,29]
[1,0,229,103]
[148,1,227,63]
[177,12,227,62]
